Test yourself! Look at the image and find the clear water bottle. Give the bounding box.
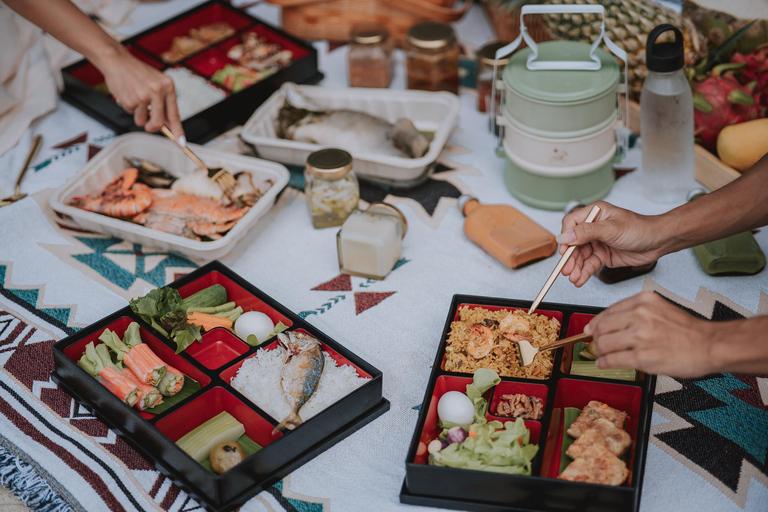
[640,24,695,203]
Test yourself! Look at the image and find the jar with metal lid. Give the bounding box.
[405,21,459,94]
[337,202,407,279]
[348,23,393,88]
[304,148,360,229]
[477,41,509,113]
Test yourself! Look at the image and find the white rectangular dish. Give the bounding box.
[240,85,460,187]
[49,132,290,260]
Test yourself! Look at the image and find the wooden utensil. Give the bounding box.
[527,204,601,314]
[0,135,42,208]
[160,126,236,196]
[517,332,592,367]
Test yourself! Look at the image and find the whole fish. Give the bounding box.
[276,83,430,159]
[273,331,324,433]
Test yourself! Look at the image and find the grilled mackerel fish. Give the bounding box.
[276,83,430,159]
[273,331,324,433]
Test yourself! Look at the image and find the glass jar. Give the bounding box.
[405,21,459,94]
[348,23,393,88]
[304,148,360,229]
[337,202,407,279]
[477,41,509,113]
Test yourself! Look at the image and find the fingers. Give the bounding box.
[145,94,166,133]
[573,251,602,287]
[596,350,637,369]
[164,88,184,139]
[133,100,150,128]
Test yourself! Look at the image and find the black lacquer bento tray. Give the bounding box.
[61,1,322,144]
[51,261,388,512]
[401,295,656,512]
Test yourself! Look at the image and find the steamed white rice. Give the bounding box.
[230,347,369,422]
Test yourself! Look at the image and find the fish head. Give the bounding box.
[281,83,322,112]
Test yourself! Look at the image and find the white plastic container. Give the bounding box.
[49,133,290,260]
[240,85,460,187]
[499,113,618,169]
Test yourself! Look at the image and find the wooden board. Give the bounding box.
[622,99,741,191]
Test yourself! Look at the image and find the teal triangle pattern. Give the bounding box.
[0,265,77,334]
[270,479,325,512]
[72,237,198,290]
[8,288,38,306]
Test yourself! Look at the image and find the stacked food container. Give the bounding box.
[493,5,629,211]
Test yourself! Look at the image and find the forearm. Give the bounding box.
[708,316,768,374]
[652,153,768,255]
[2,0,127,70]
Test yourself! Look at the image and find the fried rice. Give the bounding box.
[443,306,561,379]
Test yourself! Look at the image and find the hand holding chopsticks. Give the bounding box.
[528,205,601,314]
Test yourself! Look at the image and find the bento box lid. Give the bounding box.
[503,41,620,104]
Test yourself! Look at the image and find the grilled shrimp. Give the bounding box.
[70,168,153,218]
[499,313,531,341]
[466,324,494,359]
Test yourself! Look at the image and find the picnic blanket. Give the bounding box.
[0,2,767,511]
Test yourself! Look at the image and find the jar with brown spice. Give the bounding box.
[348,23,393,88]
[405,21,459,95]
[476,41,509,114]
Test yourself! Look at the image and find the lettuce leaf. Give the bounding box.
[130,287,201,353]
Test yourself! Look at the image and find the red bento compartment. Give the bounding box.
[185,328,249,369]
[543,379,643,483]
[214,25,310,63]
[61,316,211,419]
[489,381,549,418]
[176,271,293,335]
[219,329,371,384]
[185,47,234,78]
[69,46,163,88]
[136,3,252,61]
[154,386,280,451]
[414,376,541,465]
[440,304,563,374]
[560,313,595,374]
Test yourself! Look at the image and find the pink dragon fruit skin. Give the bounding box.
[693,73,759,151]
[731,48,768,116]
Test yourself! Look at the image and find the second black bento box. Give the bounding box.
[401,295,656,512]
[51,261,388,512]
[62,1,322,144]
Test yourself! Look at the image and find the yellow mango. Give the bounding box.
[716,118,768,172]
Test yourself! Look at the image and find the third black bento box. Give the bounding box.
[401,295,656,512]
[62,1,322,144]
[51,261,388,512]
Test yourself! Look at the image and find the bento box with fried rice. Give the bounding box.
[51,261,389,512]
[401,295,655,512]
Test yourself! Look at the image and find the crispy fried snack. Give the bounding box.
[567,401,628,438]
[559,443,629,486]
[566,417,632,459]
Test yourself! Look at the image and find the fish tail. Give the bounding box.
[272,412,303,434]
[392,119,430,158]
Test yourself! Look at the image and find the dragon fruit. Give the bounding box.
[731,46,768,116]
[692,65,759,151]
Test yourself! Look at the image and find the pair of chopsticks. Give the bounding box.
[528,205,601,314]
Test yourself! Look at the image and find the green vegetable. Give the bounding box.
[560,407,581,473]
[200,435,262,476]
[440,369,500,430]
[430,419,538,475]
[176,411,245,463]
[130,287,202,354]
[215,306,243,322]
[186,301,236,314]
[244,321,290,346]
[181,284,228,311]
[144,376,201,415]
[570,361,637,381]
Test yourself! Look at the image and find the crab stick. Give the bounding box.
[100,323,167,386]
[78,342,140,408]
[123,367,163,410]
[157,364,185,397]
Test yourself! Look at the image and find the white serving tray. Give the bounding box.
[240,85,460,187]
[49,132,290,261]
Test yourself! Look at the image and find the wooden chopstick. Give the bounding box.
[528,205,601,314]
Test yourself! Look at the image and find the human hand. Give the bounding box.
[586,292,715,378]
[98,48,184,137]
[557,201,664,287]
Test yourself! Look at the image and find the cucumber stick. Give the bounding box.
[176,411,245,463]
[181,285,228,311]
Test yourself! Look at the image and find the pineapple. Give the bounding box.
[536,0,706,100]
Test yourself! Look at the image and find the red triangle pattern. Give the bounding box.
[312,274,352,292]
[87,145,102,161]
[53,132,87,149]
[354,291,395,315]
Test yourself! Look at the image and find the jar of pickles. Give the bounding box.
[348,23,393,88]
[305,148,360,229]
[405,21,459,95]
[477,41,509,114]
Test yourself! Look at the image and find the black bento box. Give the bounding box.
[51,261,388,512]
[401,295,656,512]
[61,1,322,144]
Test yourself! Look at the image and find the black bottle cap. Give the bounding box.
[646,24,685,72]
